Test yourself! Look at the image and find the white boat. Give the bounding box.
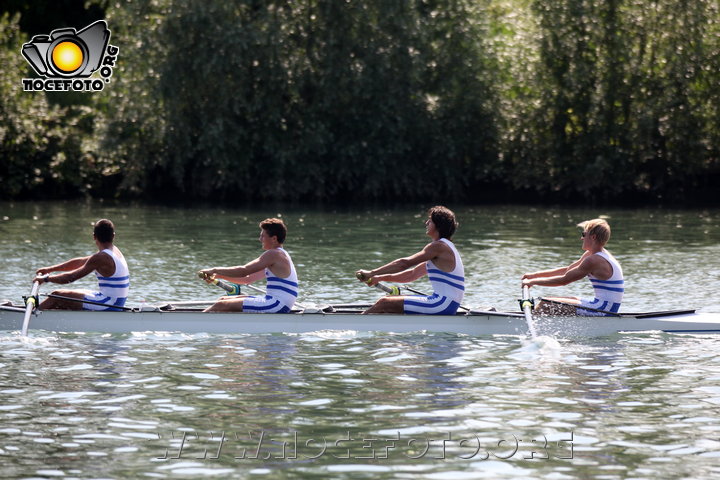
[1,303,719,336]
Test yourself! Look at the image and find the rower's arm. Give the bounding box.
[375,264,427,284]
[522,252,589,280]
[201,252,275,284]
[523,266,568,279]
[361,243,439,279]
[36,256,91,275]
[357,243,442,286]
[524,256,593,287]
[39,253,108,284]
[217,269,265,285]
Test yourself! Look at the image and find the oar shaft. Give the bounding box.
[402,285,427,296]
[197,272,241,295]
[356,272,400,295]
[21,281,40,336]
[244,283,266,296]
[521,286,538,338]
[375,282,400,295]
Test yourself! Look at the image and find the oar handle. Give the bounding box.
[356,272,400,295]
[197,272,241,295]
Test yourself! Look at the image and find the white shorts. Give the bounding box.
[83,292,127,311]
[243,295,292,313]
[403,294,460,315]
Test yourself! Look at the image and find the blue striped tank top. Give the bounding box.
[584,249,624,313]
[95,248,130,302]
[264,248,299,308]
[426,238,465,304]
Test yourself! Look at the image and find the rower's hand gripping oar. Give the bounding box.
[21,281,40,336]
[355,272,401,295]
[520,285,538,338]
[197,272,241,296]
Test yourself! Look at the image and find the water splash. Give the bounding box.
[511,335,563,360]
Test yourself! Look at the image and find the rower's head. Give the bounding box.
[578,218,611,247]
[259,218,287,249]
[426,206,458,240]
[93,219,115,244]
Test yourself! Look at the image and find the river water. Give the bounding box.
[1,201,720,479]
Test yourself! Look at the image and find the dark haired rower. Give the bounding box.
[356,206,465,315]
[33,219,130,310]
[199,218,299,313]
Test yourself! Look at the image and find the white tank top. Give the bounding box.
[264,248,299,307]
[426,238,465,304]
[95,248,130,300]
[588,249,624,307]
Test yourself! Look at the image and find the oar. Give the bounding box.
[21,281,40,336]
[355,273,400,295]
[402,285,429,296]
[244,282,269,296]
[0,305,25,313]
[197,272,241,295]
[520,286,538,338]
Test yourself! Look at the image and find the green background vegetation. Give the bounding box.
[1,0,718,204]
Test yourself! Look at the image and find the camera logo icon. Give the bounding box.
[21,20,119,92]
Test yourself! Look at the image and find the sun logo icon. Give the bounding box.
[52,41,85,73]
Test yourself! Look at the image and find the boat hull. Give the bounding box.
[2,308,720,336]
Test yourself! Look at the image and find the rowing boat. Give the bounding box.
[1,303,719,336]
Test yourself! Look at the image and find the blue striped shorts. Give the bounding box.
[403,293,460,315]
[578,297,621,317]
[83,292,127,311]
[243,295,292,313]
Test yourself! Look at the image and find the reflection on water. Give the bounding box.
[1,202,720,478]
[1,331,720,478]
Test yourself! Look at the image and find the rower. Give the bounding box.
[199,218,299,313]
[356,206,465,315]
[521,218,625,316]
[33,219,130,311]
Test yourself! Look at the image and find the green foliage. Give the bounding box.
[0,13,101,199]
[98,0,498,202]
[1,0,719,204]
[94,0,169,197]
[503,0,720,202]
